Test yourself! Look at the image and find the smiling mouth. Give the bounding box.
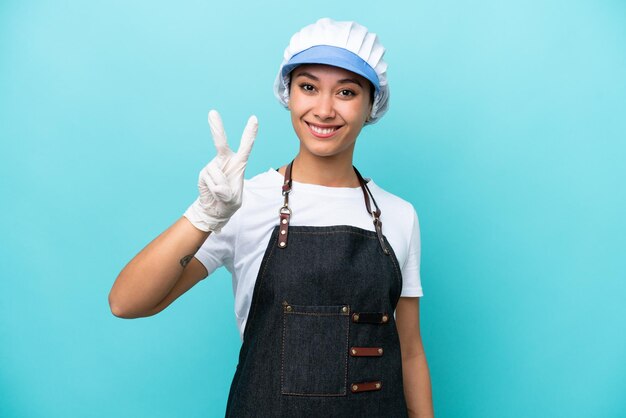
[306,122,342,137]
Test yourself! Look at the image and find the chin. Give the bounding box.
[300,142,355,160]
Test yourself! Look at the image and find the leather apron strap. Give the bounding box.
[277,159,390,255]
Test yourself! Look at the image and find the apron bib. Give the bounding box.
[225,162,408,417]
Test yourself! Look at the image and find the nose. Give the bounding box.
[313,93,336,121]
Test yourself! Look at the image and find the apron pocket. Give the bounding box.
[281,302,350,396]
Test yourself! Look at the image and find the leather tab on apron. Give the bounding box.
[350,381,382,393]
[278,161,294,249]
[350,347,384,357]
[352,312,390,324]
[278,210,290,248]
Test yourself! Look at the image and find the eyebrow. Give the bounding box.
[293,71,363,87]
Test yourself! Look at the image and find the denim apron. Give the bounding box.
[225,162,408,417]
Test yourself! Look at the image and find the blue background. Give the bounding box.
[1,0,625,417]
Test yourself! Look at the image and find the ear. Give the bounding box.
[365,86,374,123]
[286,82,292,110]
[365,104,373,123]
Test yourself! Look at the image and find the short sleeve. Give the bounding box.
[400,209,423,297]
[194,214,238,276]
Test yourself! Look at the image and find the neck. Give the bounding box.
[281,152,360,188]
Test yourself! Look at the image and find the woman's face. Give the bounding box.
[288,64,373,161]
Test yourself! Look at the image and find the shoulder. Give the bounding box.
[367,180,418,223]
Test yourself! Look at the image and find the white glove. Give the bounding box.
[184,110,258,232]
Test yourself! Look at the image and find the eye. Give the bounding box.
[338,89,356,97]
[298,83,316,92]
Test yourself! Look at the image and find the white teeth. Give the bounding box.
[309,124,336,135]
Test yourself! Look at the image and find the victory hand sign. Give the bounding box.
[184,110,258,232]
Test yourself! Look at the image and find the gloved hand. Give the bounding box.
[183,110,258,232]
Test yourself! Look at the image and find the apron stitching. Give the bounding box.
[281,307,286,394]
[290,230,380,239]
[386,239,403,301]
[344,309,350,396]
[281,392,347,397]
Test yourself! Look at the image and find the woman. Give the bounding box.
[109,18,434,417]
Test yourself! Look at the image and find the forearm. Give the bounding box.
[109,216,209,318]
[403,351,434,418]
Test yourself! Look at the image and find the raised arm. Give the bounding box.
[108,111,258,318]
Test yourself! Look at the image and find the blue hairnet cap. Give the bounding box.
[274,18,390,125]
[281,45,381,92]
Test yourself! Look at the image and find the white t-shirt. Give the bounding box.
[195,168,423,340]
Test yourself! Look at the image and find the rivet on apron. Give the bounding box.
[352,384,359,392]
[378,348,383,355]
[382,314,389,323]
[341,306,348,313]
[352,313,360,322]
[279,242,286,247]
[280,230,286,235]
[351,348,357,355]
[285,305,292,312]
[375,382,381,389]
[281,218,288,224]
